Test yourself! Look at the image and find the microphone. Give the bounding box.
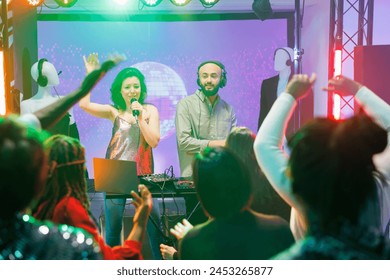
[130,98,139,117]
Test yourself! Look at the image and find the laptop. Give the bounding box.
[93,158,139,195]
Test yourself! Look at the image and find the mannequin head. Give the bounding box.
[273,47,294,72]
[31,59,60,87]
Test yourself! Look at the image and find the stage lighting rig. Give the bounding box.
[252,0,273,21]
[113,0,129,5]
[140,0,163,7]
[139,0,219,8]
[54,0,78,8]
[199,0,219,8]
[26,0,44,6]
[170,0,192,6]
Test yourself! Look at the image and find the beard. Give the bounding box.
[200,83,219,97]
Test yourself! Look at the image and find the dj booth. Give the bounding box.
[140,174,196,195]
[87,175,204,259]
[87,174,196,196]
[87,173,204,228]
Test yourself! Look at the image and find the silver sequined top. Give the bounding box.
[105,116,153,175]
[0,214,102,260]
[105,116,140,161]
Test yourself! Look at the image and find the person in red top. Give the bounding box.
[32,134,152,260]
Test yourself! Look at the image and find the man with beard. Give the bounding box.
[175,61,236,178]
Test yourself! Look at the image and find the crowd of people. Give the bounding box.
[1,51,390,260]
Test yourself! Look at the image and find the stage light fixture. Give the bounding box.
[332,48,342,120]
[27,0,44,6]
[113,0,129,5]
[54,0,78,8]
[199,0,219,8]
[170,0,191,6]
[139,0,163,7]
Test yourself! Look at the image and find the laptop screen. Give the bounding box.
[93,158,139,195]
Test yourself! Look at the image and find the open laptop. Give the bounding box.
[93,158,139,195]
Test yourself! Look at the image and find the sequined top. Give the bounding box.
[105,116,153,175]
[34,197,143,260]
[0,214,102,260]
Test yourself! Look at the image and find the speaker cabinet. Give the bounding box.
[354,45,390,107]
[92,195,187,260]
[122,198,186,260]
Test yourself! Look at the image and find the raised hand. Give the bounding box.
[107,52,127,66]
[131,184,153,227]
[285,73,316,100]
[159,244,178,260]
[323,75,363,96]
[170,219,193,240]
[80,54,125,93]
[83,52,100,74]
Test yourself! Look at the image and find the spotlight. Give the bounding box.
[54,0,78,8]
[199,0,220,8]
[252,0,273,21]
[170,0,192,6]
[139,0,163,7]
[26,0,44,6]
[113,0,129,5]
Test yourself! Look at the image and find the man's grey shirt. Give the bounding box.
[175,90,237,177]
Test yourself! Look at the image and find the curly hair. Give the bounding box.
[33,135,90,220]
[110,67,147,110]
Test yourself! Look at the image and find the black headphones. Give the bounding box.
[37,58,49,87]
[273,48,293,67]
[197,60,227,88]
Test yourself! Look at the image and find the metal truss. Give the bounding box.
[328,0,374,118]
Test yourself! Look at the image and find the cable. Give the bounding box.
[186,201,201,221]
[160,165,176,235]
[141,177,171,239]
[53,86,61,99]
[301,0,306,28]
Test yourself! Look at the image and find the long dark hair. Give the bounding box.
[192,147,251,218]
[226,127,281,214]
[110,67,147,110]
[0,116,45,219]
[288,115,387,231]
